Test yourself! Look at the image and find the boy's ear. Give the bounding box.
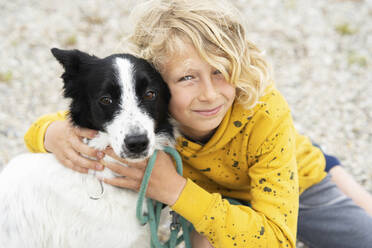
[50,48,97,74]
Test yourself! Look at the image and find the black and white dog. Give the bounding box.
[0,48,175,247]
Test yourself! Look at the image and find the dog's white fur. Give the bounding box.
[0,153,149,248]
[0,55,174,248]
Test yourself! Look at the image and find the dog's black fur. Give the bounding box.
[0,49,176,247]
[51,48,173,137]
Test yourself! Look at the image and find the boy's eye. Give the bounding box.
[213,69,221,74]
[178,75,193,82]
[143,90,157,100]
[99,96,113,105]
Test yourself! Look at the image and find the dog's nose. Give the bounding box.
[124,134,149,153]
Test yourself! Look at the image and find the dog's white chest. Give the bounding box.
[0,153,150,248]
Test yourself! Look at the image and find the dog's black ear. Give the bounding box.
[51,48,96,75]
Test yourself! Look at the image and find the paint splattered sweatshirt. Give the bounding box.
[24,85,327,247]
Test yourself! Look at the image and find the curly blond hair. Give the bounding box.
[127,0,273,109]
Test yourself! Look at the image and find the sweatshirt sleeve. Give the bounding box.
[171,101,298,247]
[24,111,68,153]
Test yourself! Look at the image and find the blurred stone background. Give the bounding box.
[0,0,371,246]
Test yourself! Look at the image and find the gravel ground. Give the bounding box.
[0,0,371,246]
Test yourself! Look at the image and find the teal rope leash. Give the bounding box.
[136,146,192,248]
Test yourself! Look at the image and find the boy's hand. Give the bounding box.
[100,148,187,206]
[44,120,104,173]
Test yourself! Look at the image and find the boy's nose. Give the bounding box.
[198,78,218,101]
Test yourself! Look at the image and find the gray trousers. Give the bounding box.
[298,174,372,248]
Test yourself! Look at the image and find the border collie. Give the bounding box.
[0,48,175,248]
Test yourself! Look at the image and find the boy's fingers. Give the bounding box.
[100,160,125,174]
[72,164,89,174]
[74,126,98,139]
[101,160,143,180]
[64,158,89,174]
[70,136,101,159]
[67,149,103,171]
[101,177,139,191]
[103,147,122,161]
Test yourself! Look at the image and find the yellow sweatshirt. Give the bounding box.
[24,86,327,248]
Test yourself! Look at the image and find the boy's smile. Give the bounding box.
[161,42,236,142]
[193,104,223,117]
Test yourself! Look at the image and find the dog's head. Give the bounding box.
[51,48,174,161]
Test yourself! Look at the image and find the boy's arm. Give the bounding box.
[24,111,68,153]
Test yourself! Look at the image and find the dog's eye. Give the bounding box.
[99,96,113,105]
[143,90,157,100]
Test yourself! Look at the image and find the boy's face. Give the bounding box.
[161,42,236,142]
